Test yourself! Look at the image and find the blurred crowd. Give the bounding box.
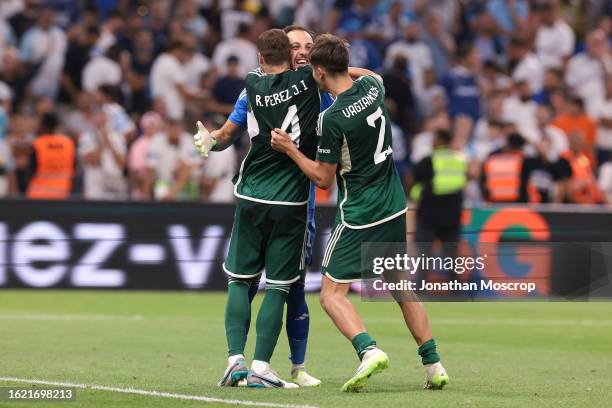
[1,0,612,204]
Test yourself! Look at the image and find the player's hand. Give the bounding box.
[271,128,294,154]
[193,121,216,158]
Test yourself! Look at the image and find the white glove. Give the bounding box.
[193,121,216,158]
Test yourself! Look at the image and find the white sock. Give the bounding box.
[291,363,305,375]
[425,361,443,376]
[251,360,270,374]
[228,354,244,366]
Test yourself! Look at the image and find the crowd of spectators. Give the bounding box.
[1,0,612,205]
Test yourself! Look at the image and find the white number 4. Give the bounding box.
[280,104,301,147]
[367,107,392,164]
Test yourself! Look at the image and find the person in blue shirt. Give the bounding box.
[439,44,482,123]
[196,25,378,387]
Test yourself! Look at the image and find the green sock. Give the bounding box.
[225,279,251,357]
[418,338,440,365]
[253,285,290,362]
[351,332,376,360]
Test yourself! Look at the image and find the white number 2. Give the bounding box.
[367,107,392,164]
[280,104,301,147]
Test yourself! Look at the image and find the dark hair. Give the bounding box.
[507,133,526,149]
[106,44,121,60]
[40,112,59,134]
[237,23,251,36]
[283,25,314,39]
[255,29,291,66]
[309,34,349,74]
[98,84,121,103]
[509,36,527,48]
[166,40,185,53]
[392,55,408,72]
[86,25,100,37]
[456,42,475,61]
[434,128,453,145]
[567,94,585,110]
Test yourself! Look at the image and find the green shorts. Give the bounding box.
[322,214,407,283]
[223,198,309,284]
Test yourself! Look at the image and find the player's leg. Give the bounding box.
[219,199,266,386]
[244,275,261,337]
[321,224,389,392]
[286,278,321,386]
[285,187,320,386]
[396,214,449,389]
[246,204,307,389]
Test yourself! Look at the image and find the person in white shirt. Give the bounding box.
[385,21,434,99]
[82,45,122,92]
[144,120,203,201]
[534,0,575,69]
[589,75,612,164]
[201,142,236,203]
[566,29,612,113]
[18,7,67,98]
[471,91,507,163]
[212,23,258,79]
[93,10,124,56]
[535,104,568,162]
[502,80,539,144]
[182,32,211,90]
[508,36,544,94]
[79,109,128,200]
[0,137,16,197]
[150,41,206,120]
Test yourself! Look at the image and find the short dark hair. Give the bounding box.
[40,112,59,134]
[256,29,291,66]
[237,23,251,36]
[283,25,314,38]
[98,84,121,103]
[309,34,349,74]
[456,42,475,61]
[507,133,526,150]
[567,94,585,110]
[166,40,185,53]
[434,128,453,145]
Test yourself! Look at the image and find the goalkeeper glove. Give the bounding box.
[193,121,217,158]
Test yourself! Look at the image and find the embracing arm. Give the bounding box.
[348,67,383,84]
[210,119,242,150]
[270,128,336,189]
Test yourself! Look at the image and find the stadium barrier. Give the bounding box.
[0,199,611,298]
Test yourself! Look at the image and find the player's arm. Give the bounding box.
[271,128,336,190]
[194,90,247,157]
[210,120,241,150]
[348,67,383,84]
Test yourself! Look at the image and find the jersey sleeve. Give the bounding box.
[360,74,385,98]
[316,111,342,164]
[228,88,248,127]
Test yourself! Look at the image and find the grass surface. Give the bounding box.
[1,291,611,407]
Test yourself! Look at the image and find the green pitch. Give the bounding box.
[1,291,611,408]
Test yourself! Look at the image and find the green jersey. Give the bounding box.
[235,65,320,205]
[317,75,407,228]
